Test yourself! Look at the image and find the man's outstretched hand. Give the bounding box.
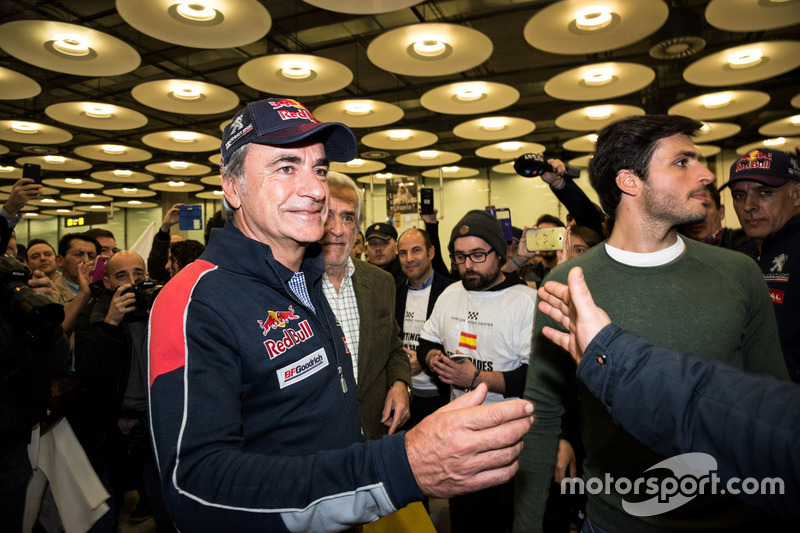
[537,266,611,364]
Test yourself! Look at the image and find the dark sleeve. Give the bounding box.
[424,221,451,279]
[550,179,604,237]
[73,313,128,391]
[147,230,171,283]
[501,363,527,398]
[0,216,10,256]
[579,324,800,522]
[417,338,444,372]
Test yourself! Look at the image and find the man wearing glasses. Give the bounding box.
[417,209,537,533]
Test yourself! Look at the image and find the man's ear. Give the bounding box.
[103,276,112,290]
[719,204,725,221]
[427,246,435,260]
[221,177,242,210]
[615,170,641,198]
[55,255,64,268]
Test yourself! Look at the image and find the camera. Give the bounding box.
[0,255,64,336]
[125,276,164,317]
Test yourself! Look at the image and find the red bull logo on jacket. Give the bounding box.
[258,306,300,335]
[264,319,315,359]
[268,98,317,122]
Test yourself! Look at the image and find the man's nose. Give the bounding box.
[297,168,326,200]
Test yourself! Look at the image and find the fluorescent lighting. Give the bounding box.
[702,93,731,109]
[583,68,613,86]
[83,104,113,118]
[44,156,66,164]
[11,121,38,134]
[102,144,126,155]
[168,181,186,187]
[80,193,96,198]
[168,161,189,169]
[481,118,506,131]
[344,102,372,115]
[171,131,197,143]
[113,170,133,177]
[763,137,786,146]
[455,87,484,102]
[51,33,91,56]
[65,178,83,184]
[388,130,412,141]
[574,6,613,31]
[172,86,202,100]
[346,159,365,167]
[413,39,447,57]
[281,65,312,80]
[499,142,521,152]
[442,166,459,173]
[586,106,612,120]
[728,49,763,69]
[176,1,217,22]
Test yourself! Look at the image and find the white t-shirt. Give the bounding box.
[402,286,438,393]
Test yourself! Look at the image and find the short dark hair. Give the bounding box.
[205,210,226,245]
[85,228,115,241]
[27,238,55,255]
[398,227,433,250]
[571,225,602,249]
[58,233,101,257]
[589,115,702,216]
[536,214,565,228]
[706,183,721,209]
[169,240,206,273]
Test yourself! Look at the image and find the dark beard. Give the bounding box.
[461,268,499,291]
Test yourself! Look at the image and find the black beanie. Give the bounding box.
[448,210,507,259]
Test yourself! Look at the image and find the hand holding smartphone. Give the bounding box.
[22,163,42,184]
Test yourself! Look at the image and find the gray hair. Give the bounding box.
[220,143,251,220]
[326,171,363,225]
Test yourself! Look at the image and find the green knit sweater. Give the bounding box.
[515,237,789,532]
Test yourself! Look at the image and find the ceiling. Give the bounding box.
[1,0,799,212]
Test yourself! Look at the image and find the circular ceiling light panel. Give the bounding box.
[793,93,800,109]
[313,100,404,128]
[142,131,221,152]
[396,150,461,167]
[91,169,155,184]
[76,205,120,213]
[0,145,8,156]
[563,133,599,153]
[668,90,770,120]
[367,23,493,77]
[759,114,800,137]
[0,67,41,100]
[146,161,211,176]
[238,54,353,97]
[27,197,75,208]
[691,121,741,143]
[62,192,114,203]
[74,144,153,163]
[453,116,535,141]
[736,136,800,155]
[132,79,238,115]
[148,181,205,192]
[0,120,72,144]
[196,190,224,200]
[22,212,54,220]
[302,0,423,14]
[555,104,645,131]
[16,155,91,171]
[421,166,480,179]
[103,187,158,198]
[491,161,517,174]
[329,159,387,174]
[199,175,222,186]
[356,173,407,184]
[524,0,669,55]
[545,62,655,101]
[115,200,159,209]
[696,145,721,158]
[568,155,594,169]
[475,141,547,160]
[208,153,221,166]
[683,41,800,87]
[117,0,271,48]
[0,20,140,76]
[420,81,519,115]
[0,166,20,180]
[41,209,83,217]
[361,129,438,151]
[41,177,103,190]
[45,101,148,130]
[706,0,800,31]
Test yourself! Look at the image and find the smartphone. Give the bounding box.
[420,188,434,215]
[22,163,42,184]
[178,204,203,230]
[526,227,565,252]
[91,255,109,283]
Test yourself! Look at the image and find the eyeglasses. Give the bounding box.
[450,249,494,265]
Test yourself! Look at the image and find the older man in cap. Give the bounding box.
[365,222,406,284]
[417,209,537,533]
[147,98,533,533]
[722,148,800,382]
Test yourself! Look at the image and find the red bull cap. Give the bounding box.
[721,148,800,190]
[220,97,358,166]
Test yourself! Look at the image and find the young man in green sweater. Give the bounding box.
[514,115,789,532]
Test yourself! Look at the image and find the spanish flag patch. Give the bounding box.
[458,332,477,350]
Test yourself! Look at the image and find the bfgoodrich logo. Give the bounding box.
[561,453,784,517]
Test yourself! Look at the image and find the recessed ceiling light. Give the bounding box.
[791,115,800,125]
[586,106,612,120]
[281,65,312,80]
[442,166,459,172]
[50,33,91,56]
[344,102,372,115]
[499,142,521,152]
[65,177,83,184]
[83,104,113,118]
[455,88,483,102]
[481,118,506,131]
[128,200,143,205]
[702,93,731,109]
[574,6,613,31]
[11,121,38,134]
[80,193,96,198]
[44,155,66,164]
[388,130,412,141]
[122,187,138,194]
[213,190,223,196]
[0,166,14,172]
[56,209,71,213]
[89,205,105,209]
[728,49,763,69]
[376,173,392,178]
[176,1,217,22]
[102,144,126,155]
[168,161,189,169]
[172,86,202,100]
[419,150,438,159]
[346,159,365,167]
[113,170,133,177]
[583,68,613,86]
[168,181,186,187]
[413,39,447,57]
[41,198,57,203]
[171,131,197,143]
[763,137,786,146]
[588,134,599,143]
